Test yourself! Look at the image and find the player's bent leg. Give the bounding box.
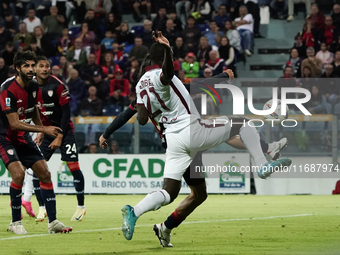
[7,161,27,234]
[121,180,177,241]
[32,160,72,233]
[66,162,86,221]
[32,172,47,222]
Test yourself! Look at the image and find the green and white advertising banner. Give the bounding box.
[0,153,251,194]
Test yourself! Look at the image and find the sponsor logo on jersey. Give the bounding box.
[32,91,36,98]
[5,98,10,109]
[48,90,53,97]
[7,149,14,155]
[57,162,74,188]
[219,156,245,189]
[61,89,69,97]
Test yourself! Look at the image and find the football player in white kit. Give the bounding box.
[121,32,292,245]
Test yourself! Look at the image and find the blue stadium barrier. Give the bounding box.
[102,104,122,116]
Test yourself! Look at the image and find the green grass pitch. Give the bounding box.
[0,195,339,255]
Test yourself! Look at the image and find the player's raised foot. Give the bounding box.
[22,198,36,218]
[258,158,292,179]
[153,223,173,247]
[35,207,47,222]
[71,207,86,221]
[48,220,72,234]
[268,138,288,160]
[8,221,28,234]
[121,205,138,240]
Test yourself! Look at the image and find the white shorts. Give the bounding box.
[163,116,231,181]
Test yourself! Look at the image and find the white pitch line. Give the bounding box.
[0,213,313,241]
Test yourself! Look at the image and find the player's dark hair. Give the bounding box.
[139,54,151,78]
[37,55,51,64]
[149,42,165,66]
[13,50,37,71]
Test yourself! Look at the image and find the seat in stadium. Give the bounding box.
[304,121,326,132]
[102,104,122,116]
[334,103,340,116]
[49,56,60,66]
[69,26,80,38]
[74,132,85,148]
[196,24,209,33]
[109,123,134,149]
[131,25,144,37]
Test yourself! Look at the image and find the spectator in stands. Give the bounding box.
[83,9,101,39]
[306,3,325,30]
[152,7,168,32]
[293,33,307,59]
[197,36,212,65]
[173,37,189,63]
[80,86,103,117]
[0,21,13,50]
[287,0,312,21]
[0,58,9,85]
[321,65,340,105]
[169,11,183,33]
[301,47,322,77]
[234,5,254,56]
[245,0,262,38]
[219,36,236,76]
[285,48,302,77]
[222,20,241,53]
[80,53,102,85]
[190,0,212,24]
[33,25,55,57]
[182,52,200,80]
[101,52,117,81]
[270,0,288,20]
[182,15,201,53]
[141,19,153,49]
[318,16,338,52]
[109,141,121,154]
[230,0,245,20]
[176,0,192,26]
[111,41,124,62]
[23,8,41,33]
[205,50,224,76]
[43,6,65,40]
[109,68,130,108]
[101,30,114,51]
[66,38,88,70]
[57,27,74,56]
[332,50,340,76]
[177,69,186,83]
[301,20,315,48]
[105,13,121,36]
[133,0,152,22]
[163,19,180,47]
[91,70,110,104]
[307,85,328,114]
[117,22,134,47]
[214,4,231,30]
[277,66,296,89]
[1,42,16,68]
[59,56,73,82]
[77,22,96,55]
[3,11,19,36]
[90,0,113,22]
[67,69,87,113]
[80,143,98,153]
[51,65,63,81]
[128,37,148,63]
[331,4,340,30]
[316,42,334,68]
[13,22,32,49]
[124,57,140,91]
[204,21,223,47]
[24,37,44,56]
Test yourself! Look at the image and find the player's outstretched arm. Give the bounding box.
[99,100,137,149]
[152,31,174,85]
[6,111,62,137]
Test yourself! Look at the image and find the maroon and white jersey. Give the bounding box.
[136,65,200,134]
[0,77,40,144]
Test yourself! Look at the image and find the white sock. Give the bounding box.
[77,205,85,209]
[267,142,275,153]
[239,123,268,166]
[161,222,171,233]
[23,169,34,202]
[39,206,46,210]
[134,190,171,217]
